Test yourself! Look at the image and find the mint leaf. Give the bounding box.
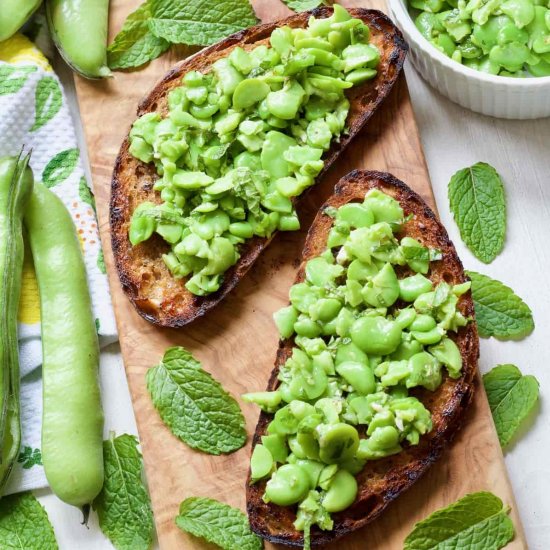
[0,65,37,96]
[483,364,539,448]
[0,492,58,549]
[92,433,154,550]
[448,162,506,263]
[404,492,514,550]
[108,1,170,70]
[42,148,79,188]
[175,497,262,550]
[282,0,325,11]
[146,347,246,454]
[467,271,534,340]
[31,77,62,132]
[149,0,259,46]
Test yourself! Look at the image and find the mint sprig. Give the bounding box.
[146,346,247,455]
[404,492,514,550]
[92,433,154,550]
[467,271,534,340]
[448,162,506,264]
[175,497,263,550]
[149,0,258,46]
[108,0,258,70]
[0,492,58,549]
[483,364,539,448]
[107,1,170,70]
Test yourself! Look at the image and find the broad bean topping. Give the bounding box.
[410,0,550,76]
[128,5,381,295]
[245,189,472,539]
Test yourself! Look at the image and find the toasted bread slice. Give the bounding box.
[110,8,407,327]
[246,170,479,546]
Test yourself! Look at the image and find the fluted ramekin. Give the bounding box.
[388,0,550,119]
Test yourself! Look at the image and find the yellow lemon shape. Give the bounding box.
[0,33,51,71]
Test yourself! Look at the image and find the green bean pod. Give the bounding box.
[46,0,111,79]
[0,154,33,493]
[25,183,104,507]
[0,0,42,42]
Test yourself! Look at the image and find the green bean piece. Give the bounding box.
[322,469,358,512]
[264,464,310,506]
[25,184,104,508]
[46,0,111,79]
[233,79,271,111]
[250,444,274,482]
[0,154,33,494]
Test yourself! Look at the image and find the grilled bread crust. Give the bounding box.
[246,171,479,546]
[110,8,407,327]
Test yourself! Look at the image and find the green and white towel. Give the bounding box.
[0,33,117,494]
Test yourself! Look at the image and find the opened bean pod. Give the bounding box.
[0,154,33,493]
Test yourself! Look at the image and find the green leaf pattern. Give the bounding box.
[78,176,96,212]
[31,77,62,132]
[0,65,37,96]
[41,148,80,188]
[17,447,42,469]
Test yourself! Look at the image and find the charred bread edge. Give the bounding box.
[110,8,408,327]
[246,170,479,546]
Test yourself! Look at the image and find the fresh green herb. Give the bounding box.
[41,148,80,188]
[404,492,514,550]
[148,0,258,46]
[483,364,539,448]
[107,1,170,70]
[175,497,263,550]
[282,0,325,11]
[92,433,154,550]
[31,77,62,132]
[467,271,534,340]
[146,347,247,455]
[0,492,58,549]
[448,162,506,263]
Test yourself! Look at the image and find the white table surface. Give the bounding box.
[43,59,550,550]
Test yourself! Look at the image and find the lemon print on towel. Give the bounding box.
[0,33,51,70]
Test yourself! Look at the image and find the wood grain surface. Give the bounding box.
[74,0,526,547]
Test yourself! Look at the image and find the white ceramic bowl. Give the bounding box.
[388,0,550,119]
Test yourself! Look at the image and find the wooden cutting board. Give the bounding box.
[74,0,527,547]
